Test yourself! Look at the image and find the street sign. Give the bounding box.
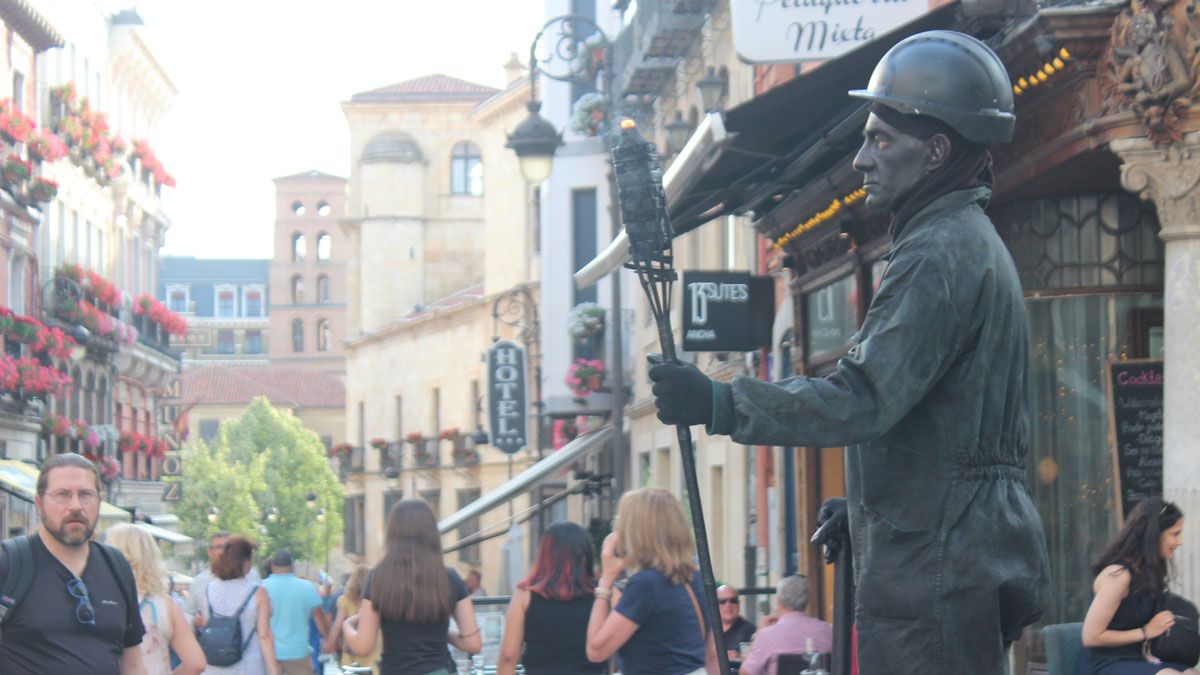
[730,0,928,63]
[487,341,529,455]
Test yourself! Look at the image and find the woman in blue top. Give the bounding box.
[586,488,717,675]
[1079,497,1197,674]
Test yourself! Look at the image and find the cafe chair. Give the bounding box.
[1042,622,1084,675]
[776,653,813,675]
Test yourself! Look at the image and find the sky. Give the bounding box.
[136,1,546,259]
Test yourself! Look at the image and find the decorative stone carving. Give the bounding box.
[1103,0,1200,144]
[1112,131,1200,237]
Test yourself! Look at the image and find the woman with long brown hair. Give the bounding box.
[343,498,481,674]
[323,565,381,672]
[1079,497,1198,674]
[497,521,606,675]
[586,488,717,675]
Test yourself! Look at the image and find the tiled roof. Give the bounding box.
[273,170,345,182]
[351,74,498,103]
[179,365,344,408]
[159,257,270,284]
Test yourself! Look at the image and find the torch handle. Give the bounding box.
[653,303,729,672]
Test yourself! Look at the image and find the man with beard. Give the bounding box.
[0,453,147,674]
[648,31,1050,673]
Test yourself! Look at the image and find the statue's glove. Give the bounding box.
[647,355,714,427]
[811,497,850,565]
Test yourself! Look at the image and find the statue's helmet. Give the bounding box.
[848,31,1015,144]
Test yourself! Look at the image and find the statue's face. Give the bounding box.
[852,113,933,214]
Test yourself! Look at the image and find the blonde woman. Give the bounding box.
[105,524,207,675]
[586,488,717,675]
[323,565,381,672]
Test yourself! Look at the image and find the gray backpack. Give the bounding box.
[197,583,259,666]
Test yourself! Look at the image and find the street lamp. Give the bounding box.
[316,508,326,523]
[665,111,693,156]
[305,491,317,509]
[206,506,219,524]
[506,100,562,185]
[266,507,279,523]
[696,66,727,112]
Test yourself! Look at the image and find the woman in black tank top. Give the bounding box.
[1079,497,1195,674]
[497,522,606,675]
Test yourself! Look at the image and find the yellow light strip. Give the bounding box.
[771,187,867,250]
[1013,47,1071,96]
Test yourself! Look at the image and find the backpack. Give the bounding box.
[1151,592,1200,667]
[197,582,259,667]
[0,535,138,638]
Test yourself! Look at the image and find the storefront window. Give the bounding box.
[805,274,857,360]
[1026,292,1162,625]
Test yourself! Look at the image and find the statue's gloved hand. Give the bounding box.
[811,497,849,564]
[647,354,713,427]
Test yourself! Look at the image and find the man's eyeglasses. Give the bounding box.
[718,598,739,606]
[66,577,96,626]
[45,490,99,505]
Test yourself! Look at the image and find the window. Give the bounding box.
[12,72,23,111]
[805,275,857,361]
[317,275,330,304]
[292,233,306,262]
[199,419,219,442]
[167,286,188,313]
[244,330,262,354]
[450,141,483,196]
[316,233,331,260]
[8,255,24,314]
[244,288,263,317]
[572,189,598,305]
[291,275,304,304]
[291,319,304,352]
[383,490,404,528]
[217,330,235,354]
[292,201,306,216]
[418,488,441,520]
[317,201,331,217]
[216,289,236,318]
[344,495,365,556]
[317,319,331,352]
[457,488,482,563]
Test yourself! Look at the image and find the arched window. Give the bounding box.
[292,319,304,352]
[291,274,305,304]
[8,254,24,314]
[450,141,483,196]
[317,275,331,304]
[292,233,307,262]
[316,233,332,260]
[317,319,331,352]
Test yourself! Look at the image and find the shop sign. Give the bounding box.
[682,272,775,352]
[1106,359,1163,523]
[162,452,183,502]
[731,0,928,63]
[487,341,528,455]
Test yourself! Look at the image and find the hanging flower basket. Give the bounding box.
[369,438,391,451]
[328,442,353,458]
[439,427,461,442]
[404,431,424,445]
[567,302,606,340]
[566,359,606,399]
[28,177,58,204]
[3,154,30,184]
[570,93,609,137]
[83,453,119,483]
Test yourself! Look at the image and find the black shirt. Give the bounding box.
[0,535,145,675]
[723,615,756,647]
[521,593,606,675]
[363,566,469,675]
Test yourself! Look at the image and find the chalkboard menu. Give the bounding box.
[1107,359,1164,522]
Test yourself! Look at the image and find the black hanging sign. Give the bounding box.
[487,340,529,455]
[1106,359,1164,523]
[681,272,775,352]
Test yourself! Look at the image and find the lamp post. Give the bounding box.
[506,16,727,673]
[505,11,628,528]
[206,506,219,524]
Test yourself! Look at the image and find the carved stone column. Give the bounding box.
[1113,132,1200,600]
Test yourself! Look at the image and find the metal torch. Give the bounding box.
[611,118,730,674]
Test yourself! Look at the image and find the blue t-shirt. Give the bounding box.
[262,573,322,660]
[614,568,707,675]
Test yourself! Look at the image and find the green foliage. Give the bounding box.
[169,439,266,555]
[174,397,344,568]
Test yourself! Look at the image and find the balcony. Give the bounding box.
[611,0,710,98]
[414,439,440,468]
[338,446,366,478]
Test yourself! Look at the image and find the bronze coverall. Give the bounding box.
[708,187,1050,674]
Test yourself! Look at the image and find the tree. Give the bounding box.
[169,439,266,562]
[219,398,344,566]
[172,398,344,570]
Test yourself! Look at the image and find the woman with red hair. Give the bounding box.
[497,522,606,675]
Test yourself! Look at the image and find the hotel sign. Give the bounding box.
[731,0,927,63]
[487,341,529,455]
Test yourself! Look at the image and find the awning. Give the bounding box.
[573,2,961,287]
[135,521,194,544]
[438,425,613,534]
[0,459,131,520]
